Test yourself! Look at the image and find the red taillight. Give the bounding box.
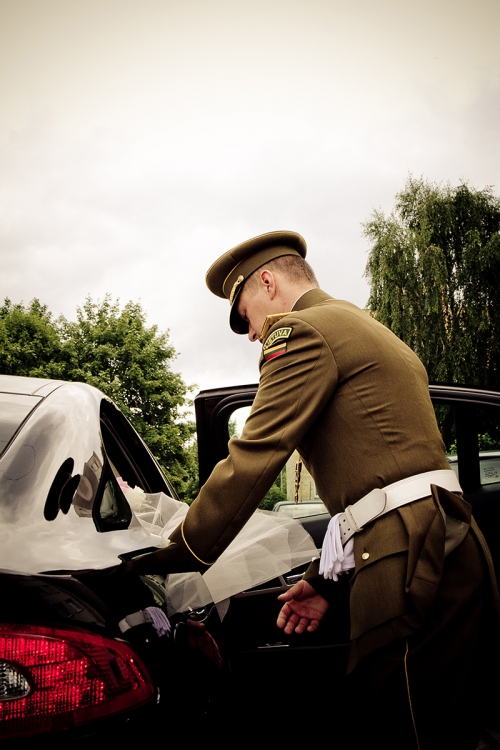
[0,623,155,739]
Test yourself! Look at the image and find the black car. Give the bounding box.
[0,375,221,745]
[1,375,500,744]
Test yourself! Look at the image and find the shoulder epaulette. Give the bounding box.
[259,313,291,341]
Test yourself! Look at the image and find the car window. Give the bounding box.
[228,405,251,438]
[475,405,500,486]
[434,401,500,488]
[479,453,500,485]
[99,400,177,498]
[94,468,133,531]
[224,406,324,511]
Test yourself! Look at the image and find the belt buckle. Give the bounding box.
[344,504,364,534]
[349,488,387,531]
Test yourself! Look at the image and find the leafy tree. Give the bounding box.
[0,295,197,497]
[364,176,500,390]
[182,440,201,503]
[259,469,287,511]
[0,299,66,379]
[60,296,197,495]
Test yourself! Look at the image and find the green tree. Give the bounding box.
[0,298,66,378]
[60,296,196,496]
[258,469,287,510]
[0,295,197,497]
[364,176,500,390]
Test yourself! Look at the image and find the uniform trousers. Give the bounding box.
[345,531,489,750]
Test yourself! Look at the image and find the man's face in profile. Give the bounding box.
[237,281,271,342]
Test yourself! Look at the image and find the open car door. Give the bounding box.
[195,384,351,731]
[194,382,500,738]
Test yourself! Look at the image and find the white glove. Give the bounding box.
[319,512,355,581]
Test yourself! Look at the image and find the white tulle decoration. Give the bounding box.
[124,488,318,618]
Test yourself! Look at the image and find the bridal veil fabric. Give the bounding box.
[123,486,319,618]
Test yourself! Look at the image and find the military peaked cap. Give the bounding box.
[205,230,307,334]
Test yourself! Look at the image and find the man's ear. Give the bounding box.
[260,269,277,299]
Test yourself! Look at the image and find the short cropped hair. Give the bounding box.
[244,255,319,295]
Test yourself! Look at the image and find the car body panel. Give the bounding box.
[0,375,65,397]
[0,378,177,574]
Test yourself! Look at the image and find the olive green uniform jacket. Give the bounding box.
[122,289,486,668]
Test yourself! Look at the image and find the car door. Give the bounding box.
[194,383,500,732]
[429,384,500,571]
[195,384,349,729]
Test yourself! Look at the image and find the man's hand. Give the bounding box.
[276,579,329,635]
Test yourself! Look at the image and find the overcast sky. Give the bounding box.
[1,0,499,395]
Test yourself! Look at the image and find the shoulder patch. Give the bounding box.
[263,342,288,362]
[262,326,292,352]
[262,326,292,363]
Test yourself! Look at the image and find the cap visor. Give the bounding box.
[229,286,248,334]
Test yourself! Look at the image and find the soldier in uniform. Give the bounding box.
[111,231,495,748]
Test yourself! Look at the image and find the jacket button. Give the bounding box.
[361,552,370,560]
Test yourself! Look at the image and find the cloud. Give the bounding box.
[0,0,499,392]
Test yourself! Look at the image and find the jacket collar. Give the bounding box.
[292,288,333,311]
[259,289,333,341]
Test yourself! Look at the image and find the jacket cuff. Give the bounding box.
[117,523,211,577]
[302,558,340,602]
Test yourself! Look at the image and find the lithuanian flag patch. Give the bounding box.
[262,326,292,362]
[263,342,288,362]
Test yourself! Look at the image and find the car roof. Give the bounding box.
[0,374,65,397]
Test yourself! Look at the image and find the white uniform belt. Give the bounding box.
[338,469,462,545]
